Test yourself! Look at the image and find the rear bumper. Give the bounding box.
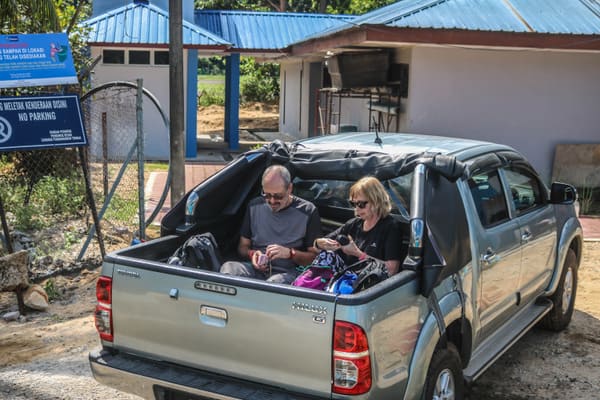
[89,348,325,400]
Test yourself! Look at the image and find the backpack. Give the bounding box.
[168,232,223,271]
[292,250,345,291]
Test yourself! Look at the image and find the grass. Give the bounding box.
[146,162,169,172]
[198,74,225,82]
[198,74,225,106]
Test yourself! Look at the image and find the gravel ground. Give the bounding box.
[0,352,140,400]
[1,241,599,400]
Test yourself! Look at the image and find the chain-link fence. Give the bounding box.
[0,81,170,282]
[81,80,171,252]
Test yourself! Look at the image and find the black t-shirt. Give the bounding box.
[327,215,404,265]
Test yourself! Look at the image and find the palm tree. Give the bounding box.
[0,0,61,33]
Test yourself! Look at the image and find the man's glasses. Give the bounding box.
[262,190,286,201]
[349,200,369,209]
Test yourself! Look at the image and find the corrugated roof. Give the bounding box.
[83,2,230,47]
[195,10,354,50]
[318,0,600,37]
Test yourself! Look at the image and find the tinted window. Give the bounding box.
[154,51,169,65]
[503,167,545,215]
[103,50,124,64]
[468,171,509,227]
[129,50,150,65]
[293,175,412,218]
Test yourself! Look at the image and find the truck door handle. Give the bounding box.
[200,305,228,327]
[481,248,498,266]
[521,231,532,242]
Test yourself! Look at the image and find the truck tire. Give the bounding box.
[540,248,578,331]
[422,343,464,400]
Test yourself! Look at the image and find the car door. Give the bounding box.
[501,166,557,306]
[467,169,522,340]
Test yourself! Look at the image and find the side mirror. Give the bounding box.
[550,182,577,204]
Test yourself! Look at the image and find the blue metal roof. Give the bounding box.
[195,10,354,50]
[350,0,600,34]
[83,2,230,48]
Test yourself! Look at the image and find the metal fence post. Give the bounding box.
[136,78,145,241]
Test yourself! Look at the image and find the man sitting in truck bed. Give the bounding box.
[219,165,321,284]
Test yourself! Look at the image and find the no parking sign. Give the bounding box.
[0,95,87,151]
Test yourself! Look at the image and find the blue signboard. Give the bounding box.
[0,33,78,88]
[0,95,88,151]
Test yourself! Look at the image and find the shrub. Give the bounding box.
[198,87,225,107]
[240,58,279,104]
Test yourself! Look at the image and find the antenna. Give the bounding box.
[371,116,382,145]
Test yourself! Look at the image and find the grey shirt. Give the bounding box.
[240,196,321,272]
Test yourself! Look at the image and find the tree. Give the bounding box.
[0,1,92,84]
[0,0,61,33]
[347,0,396,15]
[194,0,395,14]
[195,0,329,13]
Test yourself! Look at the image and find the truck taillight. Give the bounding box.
[332,321,372,395]
[95,276,113,342]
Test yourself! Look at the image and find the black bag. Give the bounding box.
[353,258,389,292]
[168,233,223,271]
[328,257,389,294]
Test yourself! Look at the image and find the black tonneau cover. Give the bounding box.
[163,140,471,296]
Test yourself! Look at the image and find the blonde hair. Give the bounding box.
[349,176,392,219]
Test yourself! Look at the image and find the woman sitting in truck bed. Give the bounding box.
[312,176,404,276]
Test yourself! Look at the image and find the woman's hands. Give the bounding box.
[315,236,365,259]
[314,237,341,251]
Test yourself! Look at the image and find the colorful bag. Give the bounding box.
[292,250,345,290]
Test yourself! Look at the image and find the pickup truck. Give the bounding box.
[89,132,583,400]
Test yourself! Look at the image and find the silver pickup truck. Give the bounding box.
[89,133,582,400]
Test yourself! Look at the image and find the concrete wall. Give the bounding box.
[280,62,302,137]
[406,47,600,182]
[89,46,190,160]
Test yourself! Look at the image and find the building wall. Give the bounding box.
[89,46,189,160]
[406,46,600,182]
[281,60,376,137]
[279,62,302,137]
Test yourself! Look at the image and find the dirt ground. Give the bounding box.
[1,241,599,399]
[197,103,279,139]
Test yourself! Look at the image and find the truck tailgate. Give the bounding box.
[110,264,336,397]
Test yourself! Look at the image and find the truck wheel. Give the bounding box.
[540,249,578,331]
[422,343,464,400]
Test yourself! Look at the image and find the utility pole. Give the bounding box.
[169,0,186,206]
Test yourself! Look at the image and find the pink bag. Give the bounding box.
[292,250,344,290]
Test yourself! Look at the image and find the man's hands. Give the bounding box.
[250,244,292,272]
[250,250,270,272]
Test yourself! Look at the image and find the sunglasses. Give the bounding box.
[262,190,287,201]
[349,200,369,209]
